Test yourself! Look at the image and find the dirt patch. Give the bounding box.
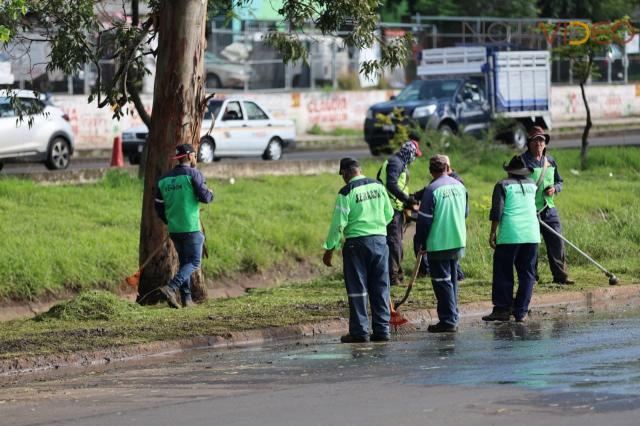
[208,258,325,299]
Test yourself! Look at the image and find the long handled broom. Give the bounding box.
[538,218,619,285]
[125,235,170,288]
[390,251,425,333]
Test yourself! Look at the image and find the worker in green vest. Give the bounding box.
[521,126,574,285]
[377,132,422,286]
[483,155,540,322]
[323,157,394,343]
[414,155,468,333]
[155,144,214,308]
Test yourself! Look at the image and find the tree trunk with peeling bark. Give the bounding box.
[137,0,209,304]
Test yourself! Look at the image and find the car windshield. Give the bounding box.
[395,80,461,102]
[204,100,223,120]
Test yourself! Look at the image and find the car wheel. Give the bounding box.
[198,138,215,163]
[262,138,283,160]
[509,122,528,150]
[438,123,455,137]
[206,74,222,89]
[128,154,141,165]
[45,137,71,170]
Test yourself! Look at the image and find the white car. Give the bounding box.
[122,98,296,164]
[204,52,251,89]
[0,90,74,171]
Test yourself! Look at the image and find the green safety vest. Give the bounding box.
[529,160,556,210]
[426,183,467,252]
[158,174,201,233]
[378,160,408,211]
[323,176,394,250]
[497,181,541,245]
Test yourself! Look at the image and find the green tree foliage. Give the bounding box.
[548,18,638,168]
[0,0,27,42]
[539,0,640,22]
[3,1,411,115]
[381,0,538,21]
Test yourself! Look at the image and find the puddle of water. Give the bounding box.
[196,309,640,397]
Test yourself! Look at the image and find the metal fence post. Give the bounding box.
[332,39,338,90]
[83,63,90,94]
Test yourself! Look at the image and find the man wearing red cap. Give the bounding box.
[376,132,423,286]
[521,126,574,285]
[155,144,214,308]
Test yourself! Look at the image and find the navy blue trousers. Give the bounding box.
[386,210,404,284]
[538,207,569,282]
[492,243,538,319]
[420,253,464,280]
[343,235,391,338]
[427,257,459,326]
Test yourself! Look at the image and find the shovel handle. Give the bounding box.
[393,251,425,310]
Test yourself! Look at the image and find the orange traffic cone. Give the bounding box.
[110,136,124,167]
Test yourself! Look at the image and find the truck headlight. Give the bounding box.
[366,108,373,120]
[412,104,437,118]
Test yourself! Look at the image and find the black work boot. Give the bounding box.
[552,277,575,285]
[370,333,391,342]
[340,334,369,343]
[182,295,196,308]
[482,308,510,322]
[427,322,458,333]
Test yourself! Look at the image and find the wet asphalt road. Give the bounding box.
[3,309,640,426]
[2,132,640,175]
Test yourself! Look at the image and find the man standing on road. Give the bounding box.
[414,155,468,333]
[483,155,540,322]
[377,133,422,286]
[413,156,466,281]
[521,126,574,285]
[323,157,394,343]
[155,144,214,308]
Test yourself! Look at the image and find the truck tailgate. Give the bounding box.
[493,51,550,114]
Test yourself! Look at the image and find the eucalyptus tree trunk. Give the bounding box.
[137,0,208,304]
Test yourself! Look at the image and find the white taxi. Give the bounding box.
[122,98,295,164]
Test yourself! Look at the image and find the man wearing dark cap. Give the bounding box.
[483,155,540,322]
[323,157,394,343]
[155,144,214,308]
[521,126,574,285]
[414,154,468,333]
[376,132,423,286]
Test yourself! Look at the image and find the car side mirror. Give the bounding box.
[390,95,396,101]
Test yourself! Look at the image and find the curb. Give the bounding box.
[5,160,344,184]
[2,284,639,377]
